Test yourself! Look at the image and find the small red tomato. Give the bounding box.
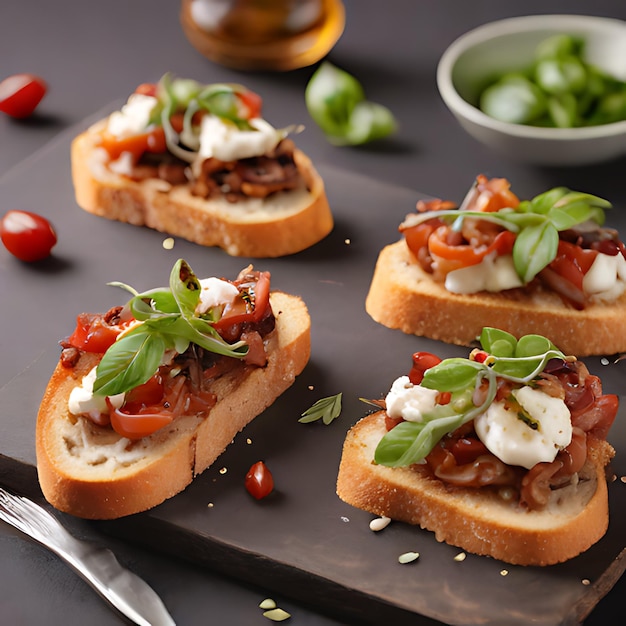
[0,74,47,118]
[245,461,274,500]
[0,210,57,261]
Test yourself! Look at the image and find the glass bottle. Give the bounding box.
[180,0,346,71]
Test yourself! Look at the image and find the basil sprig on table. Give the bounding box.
[93,259,248,397]
[305,62,397,146]
[402,184,610,283]
[374,328,566,467]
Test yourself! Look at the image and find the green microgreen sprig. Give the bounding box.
[299,393,343,425]
[92,259,248,397]
[373,328,566,467]
[402,184,610,283]
[147,73,295,164]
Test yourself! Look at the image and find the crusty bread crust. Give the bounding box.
[71,126,334,257]
[336,411,615,566]
[36,292,311,519]
[365,239,626,356]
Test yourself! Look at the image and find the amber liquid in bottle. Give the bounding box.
[180,0,345,71]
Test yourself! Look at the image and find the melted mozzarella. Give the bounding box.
[384,376,439,422]
[68,367,125,418]
[444,254,523,294]
[197,115,281,161]
[583,251,626,297]
[196,277,240,314]
[474,386,572,469]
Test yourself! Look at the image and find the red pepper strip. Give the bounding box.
[428,226,516,270]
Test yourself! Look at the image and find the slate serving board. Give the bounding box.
[1,110,625,626]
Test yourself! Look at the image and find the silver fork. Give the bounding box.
[0,486,176,626]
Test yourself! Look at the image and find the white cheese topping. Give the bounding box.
[384,376,439,423]
[444,254,523,294]
[474,386,572,469]
[68,366,125,419]
[197,115,281,162]
[196,277,240,314]
[583,251,626,297]
[106,94,158,139]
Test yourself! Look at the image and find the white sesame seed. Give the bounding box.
[453,552,466,562]
[398,551,419,564]
[259,598,277,609]
[369,516,391,532]
[263,608,291,621]
[162,237,175,250]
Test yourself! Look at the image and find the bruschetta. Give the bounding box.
[71,74,333,257]
[365,175,626,355]
[336,328,618,565]
[36,259,311,519]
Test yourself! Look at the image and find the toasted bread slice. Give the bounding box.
[36,292,310,519]
[336,411,615,566]
[71,125,333,258]
[365,239,626,356]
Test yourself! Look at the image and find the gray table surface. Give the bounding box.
[1,1,625,624]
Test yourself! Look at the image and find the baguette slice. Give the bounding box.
[71,124,334,258]
[337,411,615,566]
[36,292,310,520]
[365,239,626,356]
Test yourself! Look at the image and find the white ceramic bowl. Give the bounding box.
[436,15,626,166]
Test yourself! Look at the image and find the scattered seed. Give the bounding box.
[600,357,609,366]
[500,569,509,576]
[162,237,175,250]
[369,516,391,532]
[453,552,466,562]
[259,598,277,610]
[398,551,419,564]
[308,385,315,391]
[582,579,591,586]
[263,608,291,621]
[340,516,350,523]
[344,238,351,245]
[207,502,214,508]
[246,438,253,445]
[620,476,626,484]
[219,467,228,474]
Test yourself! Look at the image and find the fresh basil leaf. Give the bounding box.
[421,358,485,392]
[170,259,201,317]
[512,221,559,283]
[299,393,342,425]
[93,331,166,396]
[374,414,464,467]
[479,327,517,356]
[305,61,396,146]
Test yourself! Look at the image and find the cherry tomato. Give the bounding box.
[67,313,125,353]
[245,461,274,500]
[0,209,57,261]
[237,89,263,119]
[0,74,47,118]
[212,272,271,331]
[408,352,442,385]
